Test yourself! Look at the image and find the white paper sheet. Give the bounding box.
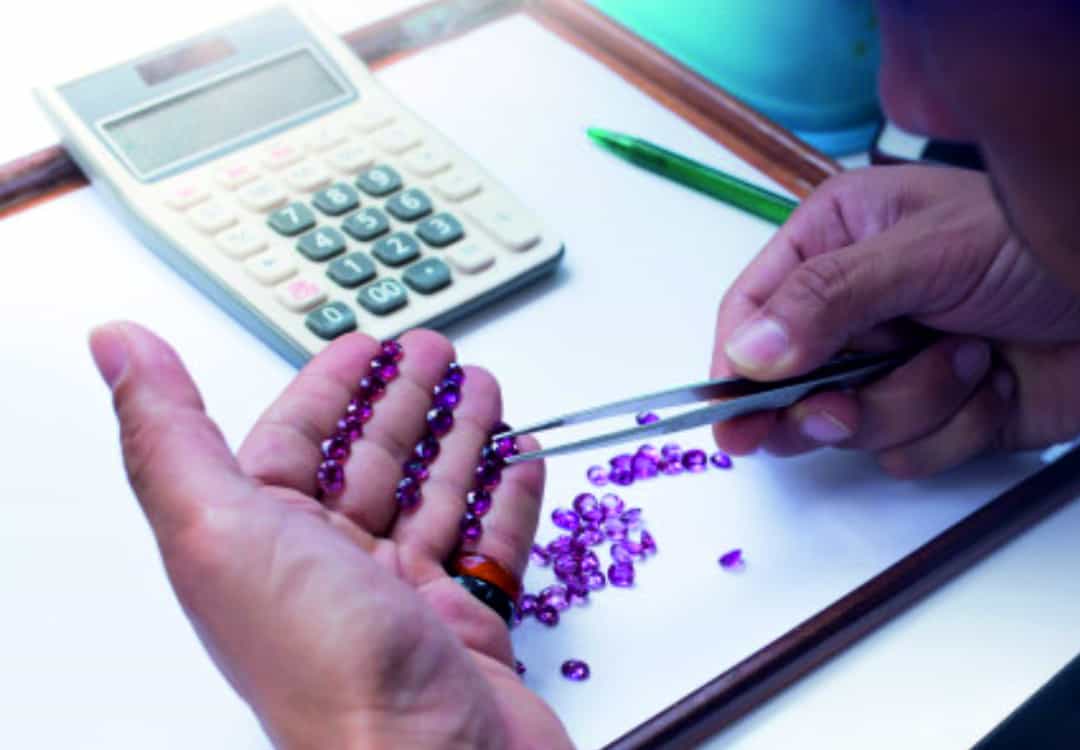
[0,12,1051,750]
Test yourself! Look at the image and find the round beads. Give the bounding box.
[561,659,590,681]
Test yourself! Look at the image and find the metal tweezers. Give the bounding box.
[496,348,919,464]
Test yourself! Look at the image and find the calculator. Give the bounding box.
[36,3,564,366]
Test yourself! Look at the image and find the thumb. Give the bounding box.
[90,322,252,539]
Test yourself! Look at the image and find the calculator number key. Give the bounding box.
[372,232,421,267]
[276,276,327,312]
[268,202,316,236]
[356,165,402,197]
[386,188,433,222]
[306,301,357,340]
[358,278,408,315]
[416,213,465,247]
[312,183,359,216]
[327,252,376,288]
[297,227,347,262]
[342,207,390,241]
[403,257,452,294]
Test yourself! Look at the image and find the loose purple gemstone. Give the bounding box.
[631,453,659,480]
[371,357,399,382]
[540,584,570,611]
[320,434,350,461]
[585,571,606,590]
[547,534,574,555]
[433,383,461,410]
[395,476,422,510]
[608,562,635,587]
[620,508,643,528]
[609,466,634,486]
[600,493,625,517]
[710,451,734,469]
[661,443,682,461]
[624,539,644,557]
[636,411,660,425]
[379,339,403,362]
[474,460,503,491]
[579,551,601,573]
[519,593,539,617]
[357,374,386,401]
[659,457,684,476]
[636,443,659,458]
[316,460,345,495]
[586,465,609,486]
[336,414,363,442]
[467,490,493,517]
[414,435,440,463]
[535,605,559,627]
[602,517,627,541]
[426,407,454,437]
[515,659,526,676]
[530,544,552,567]
[682,448,708,472]
[609,453,633,470]
[552,507,581,531]
[640,529,658,556]
[561,659,590,681]
[346,398,374,423]
[459,513,483,543]
[611,542,634,565]
[444,362,466,385]
[719,548,745,570]
[403,459,430,482]
[573,492,599,516]
[553,554,579,581]
[575,527,604,547]
[567,580,590,604]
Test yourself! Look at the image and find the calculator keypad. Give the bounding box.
[163,99,552,349]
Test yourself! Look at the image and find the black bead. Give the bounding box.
[453,575,515,626]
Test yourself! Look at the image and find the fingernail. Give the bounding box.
[952,340,990,384]
[801,412,853,444]
[993,369,1015,401]
[725,318,791,373]
[89,324,129,389]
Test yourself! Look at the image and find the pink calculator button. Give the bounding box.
[262,141,303,171]
[164,181,208,210]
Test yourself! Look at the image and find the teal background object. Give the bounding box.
[588,1,881,155]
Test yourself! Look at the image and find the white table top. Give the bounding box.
[3,2,1080,749]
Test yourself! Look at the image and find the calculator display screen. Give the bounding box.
[103,49,345,176]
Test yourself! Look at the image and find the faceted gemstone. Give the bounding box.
[585,571,606,590]
[371,357,399,382]
[539,584,570,611]
[636,411,659,425]
[426,407,454,437]
[576,527,604,546]
[474,460,503,491]
[561,659,590,681]
[602,517,627,541]
[553,554,579,581]
[719,548,744,570]
[433,383,461,410]
[346,398,374,423]
[631,453,659,480]
[547,534,574,555]
[552,507,581,531]
[403,459,430,482]
[535,605,559,627]
[530,544,551,567]
[492,433,518,460]
[640,529,658,556]
[467,490,493,517]
[636,443,659,458]
[395,476,422,510]
[624,539,644,557]
[611,542,634,565]
[586,465,609,486]
[659,458,684,476]
[515,659,526,676]
[459,513,483,543]
[710,451,734,469]
[567,580,590,604]
[573,492,599,516]
[316,460,345,495]
[379,339,404,362]
[414,435,441,463]
[620,508,643,527]
[519,593,539,616]
[608,562,635,587]
[444,361,466,386]
[336,414,364,442]
[579,551,601,573]
[609,453,632,470]
[682,448,708,472]
[609,466,634,486]
[480,444,506,467]
[661,443,682,461]
[320,434,349,461]
[600,493,625,516]
[357,374,386,401]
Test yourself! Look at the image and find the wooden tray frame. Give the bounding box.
[4,2,1078,747]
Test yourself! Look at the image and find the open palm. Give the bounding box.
[91,323,571,749]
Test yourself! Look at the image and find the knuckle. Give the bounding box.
[784,254,855,318]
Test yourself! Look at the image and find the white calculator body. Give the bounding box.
[37,3,564,366]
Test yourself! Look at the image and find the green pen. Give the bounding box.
[587,127,798,225]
